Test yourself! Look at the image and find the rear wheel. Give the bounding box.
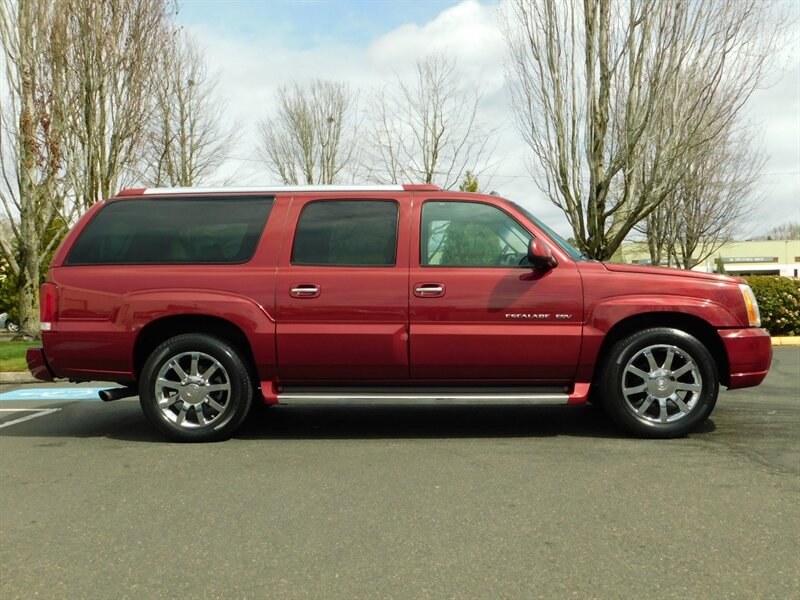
[139,334,253,442]
[601,328,719,438]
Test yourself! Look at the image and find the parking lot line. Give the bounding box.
[0,408,61,429]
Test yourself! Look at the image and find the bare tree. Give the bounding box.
[63,0,173,208]
[0,0,71,335]
[637,199,681,267]
[636,126,762,269]
[760,222,800,240]
[503,0,785,260]
[367,54,495,189]
[0,0,174,334]
[257,80,360,185]
[140,33,234,186]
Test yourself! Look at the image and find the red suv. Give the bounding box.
[27,185,772,441]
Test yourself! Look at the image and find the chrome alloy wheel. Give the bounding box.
[621,344,703,424]
[154,351,232,429]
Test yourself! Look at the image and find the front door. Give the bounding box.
[409,199,583,383]
[276,195,410,383]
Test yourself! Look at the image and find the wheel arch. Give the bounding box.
[133,314,258,381]
[593,312,730,387]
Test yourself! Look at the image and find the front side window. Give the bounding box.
[421,201,532,267]
[291,200,399,267]
[66,197,274,265]
[505,199,586,261]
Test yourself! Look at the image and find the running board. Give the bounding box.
[276,388,570,406]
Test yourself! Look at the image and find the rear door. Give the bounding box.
[275,194,410,383]
[409,198,583,383]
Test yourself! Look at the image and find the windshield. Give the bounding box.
[505,200,587,261]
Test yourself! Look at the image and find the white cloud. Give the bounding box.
[184,0,800,238]
[368,1,505,76]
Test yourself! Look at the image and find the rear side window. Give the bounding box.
[66,197,274,265]
[291,200,398,267]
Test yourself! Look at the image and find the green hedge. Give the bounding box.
[743,276,800,336]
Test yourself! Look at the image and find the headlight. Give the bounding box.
[739,284,761,327]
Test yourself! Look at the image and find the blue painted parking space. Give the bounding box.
[0,387,119,401]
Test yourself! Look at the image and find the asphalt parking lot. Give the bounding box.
[1,348,798,599]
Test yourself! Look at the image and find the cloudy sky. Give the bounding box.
[176,0,800,238]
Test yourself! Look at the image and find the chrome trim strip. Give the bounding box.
[142,185,404,195]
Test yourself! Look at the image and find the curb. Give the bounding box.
[0,372,38,384]
[771,337,800,346]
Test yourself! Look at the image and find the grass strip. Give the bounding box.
[0,341,39,372]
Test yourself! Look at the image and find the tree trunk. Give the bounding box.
[17,242,40,338]
[15,0,42,338]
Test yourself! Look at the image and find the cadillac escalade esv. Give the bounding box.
[27,184,772,442]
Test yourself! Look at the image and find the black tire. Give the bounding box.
[139,333,254,442]
[600,328,719,438]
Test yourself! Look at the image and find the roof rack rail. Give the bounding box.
[116,183,444,196]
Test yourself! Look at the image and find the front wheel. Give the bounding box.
[600,328,719,438]
[139,334,254,442]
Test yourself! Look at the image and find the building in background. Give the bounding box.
[617,240,800,277]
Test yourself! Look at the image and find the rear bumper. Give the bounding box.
[26,347,56,382]
[718,328,773,389]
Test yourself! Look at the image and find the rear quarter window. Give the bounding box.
[66,197,274,265]
[291,200,399,267]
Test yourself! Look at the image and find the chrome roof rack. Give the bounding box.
[116,184,442,197]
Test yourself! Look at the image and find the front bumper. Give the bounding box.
[718,328,773,389]
[26,347,55,382]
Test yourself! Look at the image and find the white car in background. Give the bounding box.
[0,312,19,332]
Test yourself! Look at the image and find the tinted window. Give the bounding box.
[421,201,532,267]
[66,197,273,265]
[292,200,398,267]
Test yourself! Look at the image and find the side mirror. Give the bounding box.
[527,239,558,270]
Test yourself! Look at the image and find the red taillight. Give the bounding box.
[40,283,58,331]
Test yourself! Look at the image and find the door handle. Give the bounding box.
[414,283,445,298]
[290,284,320,298]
